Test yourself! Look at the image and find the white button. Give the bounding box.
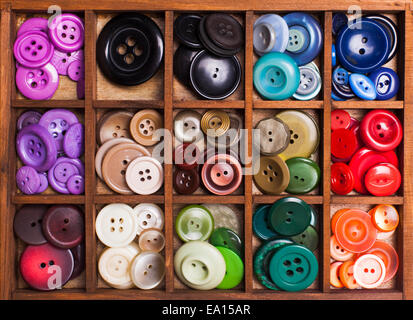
[133,203,164,235]
[125,156,163,195]
[201,204,241,235]
[130,251,165,290]
[98,243,140,289]
[138,228,165,252]
[174,110,203,143]
[96,203,138,247]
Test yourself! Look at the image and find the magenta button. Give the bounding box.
[17,17,49,37]
[48,14,84,52]
[67,59,84,82]
[14,30,54,68]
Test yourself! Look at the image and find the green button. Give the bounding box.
[175,205,214,242]
[309,205,318,228]
[286,157,320,194]
[253,238,294,290]
[210,227,243,258]
[269,244,318,292]
[290,225,319,252]
[253,205,280,241]
[269,197,312,236]
[216,246,244,289]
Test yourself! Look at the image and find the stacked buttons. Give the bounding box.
[253,197,319,291]
[14,14,85,100]
[330,109,402,196]
[330,205,399,289]
[253,13,323,100]
[253,110,321,195]
[174,204,244,290]
[96,109,164,195]
[15,205,85,290]
[174,14,243,100]
[332,14,400,101]
[96,203,165,289]
[16,109,85,195]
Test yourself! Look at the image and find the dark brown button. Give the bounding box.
[70,242,85,279]
[173,167,200,194]
[14,205,48,245]
[42,205,84,249]
[204,13,244,51]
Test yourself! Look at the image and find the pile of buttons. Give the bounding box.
[253,110,321,195]
[16,205,85,290]
[96,203,165,289]
[95,109,164,195]
[330,109,402,196]
[174,204,244,290]
[173,110,243,195]
[14,14,85,100]
[16,109,85,195]
[330,205,399,289]
[253,197,319,291]
[173,13,243,99]
[253,13,323,100]
[332,13,400,101]
[97,13,164,86]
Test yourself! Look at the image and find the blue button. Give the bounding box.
[253,14,289,55]
[368,67,400,100]
[332,44,336,67]
[333,66,349,86]
[253,205,279,241]
[349,73,377,100]
[331,91,345,101]
[293,64,322,101]
[332,81,355,100]
[332,13,348,36]
[287,25,310,54]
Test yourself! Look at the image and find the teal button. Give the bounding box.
[253,205,280,241]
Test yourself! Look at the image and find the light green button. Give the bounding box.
[175,205,214,242]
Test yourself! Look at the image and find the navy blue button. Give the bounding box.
[349,73,377,100]
[333,66,349,86]
[332,91,345,101]
[368,67,400,100]
[332,44,336,67]
[332,13,348,36]
[332,80,355,100]
[253,205,279,241]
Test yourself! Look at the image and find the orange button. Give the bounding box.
[339,260,359,289]
[353,254,386,289]
[370,204,399,232]
[330,261,344,288]
[330,235,355,261]
[331,208,351,234]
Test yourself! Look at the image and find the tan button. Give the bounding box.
[130,109,163,146]
[254,117,290,155]
[253,155,290,194]
[97,110,134,145]
[138,228,165,252]
[201,110,230,137]
[174,110,203,143]
[125,156,164,195]
[216,112,243,148]
[102,143,151,194]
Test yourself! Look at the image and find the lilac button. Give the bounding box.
[67,175,84,195]
[38,109,79,153]
[63,123,84,158]
[14,30,54,68]
[77,77,85,99]
[67,60,84,82]
[16,124,57,172]
[54,162,79,184]
[51,49,84,76]
[17,17,49,37]
[17,111,42,131]
[48,157,84,194]
[16,63,59,100]
[48,14,84,53]
[37,172,49,193]
[16,166,41,195]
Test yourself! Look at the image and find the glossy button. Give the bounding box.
[330,235,355,262]
[253,14,289,55]
[97,110,134,145]
[175,205,214,242]
[16,166,41,195]
[253,155,290,195]
[174,143,200,170]
[130,109,163,146]
[286,157,320,194]
[125,156,163,195]
[173,168,200,195]
[17,17,48,37]
[331,128,357,159]
[67,59,84,81]
[293,64,322,101]
[290,225,318,252]
[173,45,200,87]
[174,110,202,143]
[201,110,230,137]
[51,49,83,76]
[349,73,377,100]
[202,204,241,235]
[14,205,48,245]
[368,67,400,100]
[37,173,49,193]
[332,13,348,36]
[17,111,42,131]
[138,228,165,253]
[331,109,351,131]
[134,203,164,235]
[253,205,279,241]
[130,251,165,289]
[330,261,344,288]
[63,122,84,158]
[353,254,386,289]
[14,30,54,68]
[363,240,398,282]
[216,246,244,289]
[204,13,244,52]
[174,14,203,49]
[48,157,84,194]
[70,243,85,279]
[48,14,84,52]
[364,163,401,196]
[370,204,399,232]
[67,175,84,195]
[333,66,349,86]
[210,227,242,258]
[254,117,290,156]
[331,162,355,195]
[339,260,359,289]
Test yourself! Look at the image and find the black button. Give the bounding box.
[14,205,48,245]
[96,13,164,86]
[173,45,201,88]
[174,14,203,49]
[205,13,244,51]
[70,242,85,280]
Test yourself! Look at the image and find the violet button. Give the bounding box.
[48,157,84,194]
[67,175,84,195]
[17,17,49,37]
[63,122,84,158]
[67,59,84,82]
[48,14,84,53]
[17,111,42,131]
[51,49,84,75]
[14,30,54,68]
[37,173,49,193]
[16,166,41,195]
[77,77,85,99]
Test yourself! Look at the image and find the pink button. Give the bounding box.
[48,14,84,52]
[14,30,54,68]
[353,254,386,289]
[210,162,234,186]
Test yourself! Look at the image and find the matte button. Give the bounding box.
[204,13,244,51]
[368,67,400,101]
[130,109,163,146]
[331,128,357,159]
[20,243,74,291]
[290,225,318,252]
[16,166,41,195]
[51,49,83,76]
[286,157,320,194]
[215,112,242,148]
[17,17,49,37]
[370,204,399,232]
[37,172,49,193]
[293,65,322,101]
[364,163,401,196]
[253,205,279,241]
[17,111,42,131]
[349,73,377,100]
[14,205,48,245]
[70,243,85,279]
[174,45,201,87]
[173,167,200,195]
[77,77,85,99]
[353,254,386,289]
[201,110,230,137]
[332,13,348,36]
[362,240,398,283]
[133,203,164,235]
[331,162,354,195]
[48,13,84,52]
[174,14,203,49]
[48,157,84,194]
[253,155,290,195]
[138,228,165,253]
[286,26,309,53]
[14,30,54,68]
[125,156,163,195]
[202,204,241,235]
[330,235,355,262]
[175,205,214,242]
[210,227,242,258]
[330,261,344,288]
[67,175,85,195]
[42,205,84,249]
[339,260,359,289]
[253,14,289,55]
[174,110,203,143]
[130,252,165,289]
[215,246,244,290]
[63,122,84,159]
[331,109,351,131]
[254,117,290,156]
[97,110,134,145]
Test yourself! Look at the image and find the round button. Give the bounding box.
[332,44,337,67]
[67,175,85,195]
[333,66,350,86]
[293,65,322,101]
[330,261,344,288]
[330,235,355,261]
[95,203,137,247]
[331,162,355,195]
[253,155,290,195]
[97,110,134,145]
[332,80,355,100]
[253,14,289,55]
[17,111,42,131]
[37,172,49,193]
[201,204,241,235]
[14,30,54,68]
[130,251,165,289]
[138,228,165,253]
[290,225,318,252]
[269,197,312,237]
[276,110,320,160]
[353,254,386,289]
[349,73,377,100]
[98,243,140,289]
[368,67,400,100]
[42,205,84,249]
[133,203,164,235]
[130,109,163,146]
[332,13,348,36]
[48,157,84,194]
[215,246,244,289]
[175,205,214,242]
[174,45,202,88]
[14,205,48,245]
[362,240,398,283]
[17,17,48,37]
[331,208,351,234]
[16,166,41,195]
[173,168,200,195]
[201,110,230,137]
[286,26,309,53]
[331,128,358,159]
[51,48,83,76]
[364,163,401,196]
[63,122,84,159]
[331,109,351,131]
[174,143,200,170]
[268,244,318,292]
[77,77,85,99]
[174,14,203,49]
[125,156,163,195]
[286,157,320,194]
[174,110,203,143]
[253,205,279,241]
[210,227,242,258]
[254,117,290,156]
[370,204,399,232]
[70,243,85,279]
[67,59,84,82]
[204,13,244,51]
[339,260,359,289]
[360,110,403,152]
[48,13,84,52]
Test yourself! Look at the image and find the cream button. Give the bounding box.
[138,228,165,252]
[95,203,138,248]
[201,204,241,235]
[133,203,164,235]
[125,156,163,195]
[130,251,165,290]
[174,110,203,143]
[98,243,140,289]
[254,117,290,155]
[97,110,134,145]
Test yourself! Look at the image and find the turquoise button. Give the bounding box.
[253,205,279,241]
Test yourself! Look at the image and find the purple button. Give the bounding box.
[16,124,57,172]
[38,109,79,153]
[37,172,49,193]
[16,63,59,100]
[67,175,84,195]
[51,49,84,76]
[54,162,79,184]
[77,77,85,99]
[48,157,84,194]
[17,17,49,37]
[14,30,54,68]
[17,111,42,131]
[67,60,84,82]
[48,14,84,53]
[63,123,84,158]
[16,166,41,195]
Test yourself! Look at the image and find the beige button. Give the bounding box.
[216,112,243,148]
[102,143,151,194]
[130,251,165,290]
[138,228,165,252]
[133,203,164,235]
[254,117,290,155]
[201,110,230,137]
[174,110,203,143]
[97,110,134,145]
[125,156,164,195]
[130,109,163,146]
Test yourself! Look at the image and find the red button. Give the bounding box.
[331,128,357,159]
[360,110,403,152]
[331,162,354,195]
[364,163,401,196]
[331,110,351,131]
[173,143,200,170]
